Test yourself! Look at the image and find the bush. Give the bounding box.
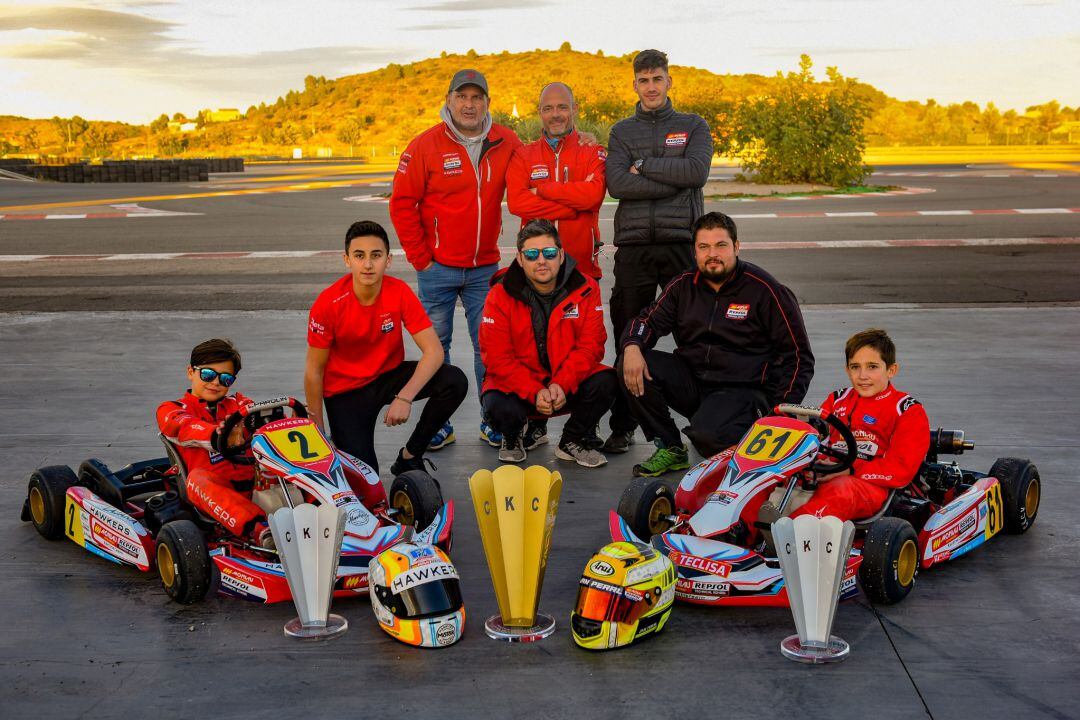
[721,55,871,186]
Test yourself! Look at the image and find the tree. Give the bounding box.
[723,56,871,186]
[336,118,364,156]
[977,103,1002,144]
[157,135,187,156]
[20,127,40,152]
[51,115,89,152]
[1031,101,1062,143]
[83,125,116,158]
[150,113,170,133]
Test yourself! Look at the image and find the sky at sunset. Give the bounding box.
[1,0,1077,122]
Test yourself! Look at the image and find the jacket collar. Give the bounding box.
[540,128,579,155]
[635,98,675,122]
[693,258,745,292]
[496,256,584,304]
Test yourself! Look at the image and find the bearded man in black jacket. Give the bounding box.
[619,212,815,477]
[602,48,714,454]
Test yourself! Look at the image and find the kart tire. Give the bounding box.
[859,517,919,605]
[156,520,211,604]
[26,465,79,540]
[989,458,1040,534]
[390,471,443,532]
[618,477,675,542]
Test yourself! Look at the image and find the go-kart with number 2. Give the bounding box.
[21,397,453,604]
[611,404,1040,606]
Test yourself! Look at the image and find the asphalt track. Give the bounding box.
[1,163,1079,719]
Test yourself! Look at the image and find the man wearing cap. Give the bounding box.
[390,69,523,450]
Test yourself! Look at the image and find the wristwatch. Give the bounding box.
[634,158,645,172]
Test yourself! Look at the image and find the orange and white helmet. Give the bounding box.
[368,542,464,648]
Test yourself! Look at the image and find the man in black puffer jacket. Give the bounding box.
[602,48,714,454]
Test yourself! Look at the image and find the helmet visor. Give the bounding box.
[574,578,653,625]
[380,578,463,620]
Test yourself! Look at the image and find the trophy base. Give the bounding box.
[484,613,556,642]
[780,634,850,663]
[284,614,349,640]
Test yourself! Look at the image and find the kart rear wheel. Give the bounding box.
[156,520,211,604]
[618,477,675,542]
[859,517,919,605]
[390,471,443,532]
[26,466,79,540]
[989,458,1040,533]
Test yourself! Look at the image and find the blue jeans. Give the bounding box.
[416,261,498,408]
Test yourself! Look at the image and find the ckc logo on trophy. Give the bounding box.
[772,515,855,663]
[469,465,562,641]
[269,503,348,640]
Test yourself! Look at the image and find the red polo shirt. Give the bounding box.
[307,274,432,397]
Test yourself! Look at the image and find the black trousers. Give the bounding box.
[482,370,618,445]
[324,361,468,474]
[608,243,694,433]
[619,349,770,457]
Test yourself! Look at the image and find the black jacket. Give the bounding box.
[605,99,713,247]
[622,259,814,405]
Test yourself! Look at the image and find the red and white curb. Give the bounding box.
[2,237,1077,263]
[0,204,201,221]
[724,207,1080,219]
[875,171,1070,178]
[722,187,936,202]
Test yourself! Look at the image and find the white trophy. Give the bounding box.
[772,515,855,663]
[269,502,348,640]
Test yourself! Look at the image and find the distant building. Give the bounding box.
[202,108,242,123]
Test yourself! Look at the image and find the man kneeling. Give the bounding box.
[479,219,617,467]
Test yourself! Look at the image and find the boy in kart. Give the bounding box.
[790,328,930,521]
[155,339,272,544]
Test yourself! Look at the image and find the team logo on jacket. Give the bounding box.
[442,154,462,175]
[530,165,549,181]
[665,132,689,147]
[380,313,394,333]
[597,147,607,160]
[562,303,579,319]
[726,303,750,320]
[862,414,877,425]
[397,153,411,175]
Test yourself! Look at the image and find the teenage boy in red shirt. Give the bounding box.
[304,220,468,477]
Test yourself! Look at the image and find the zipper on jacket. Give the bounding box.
[434,217,440,248]
[473,159,486,267]
[703,293,720,368]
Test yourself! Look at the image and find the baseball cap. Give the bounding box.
[448,69,489,95]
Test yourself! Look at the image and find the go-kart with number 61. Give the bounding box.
[22,397,453,604]
[610,404,1040,606]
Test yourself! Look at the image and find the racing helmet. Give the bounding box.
[369,542,464,648]
[571,541,676,651]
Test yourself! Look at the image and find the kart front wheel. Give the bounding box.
[618,477,675,542]
[156,520,211,604]
[390,471,443,532]
[25,465,79,540]
[859,517,919,605]
[989,458,1040,534]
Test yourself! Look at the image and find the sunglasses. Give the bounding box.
[521,247,559,261]
[194,366,237,387]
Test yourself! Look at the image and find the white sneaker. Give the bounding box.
[555,439,607,468]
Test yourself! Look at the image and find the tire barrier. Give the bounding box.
[0,158,244,183]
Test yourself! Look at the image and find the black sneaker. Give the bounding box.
[390,449,437,476]
[523,421,548,451]
[601,430,635,454]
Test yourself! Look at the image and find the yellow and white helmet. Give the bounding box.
[368,542,464,648]
[571,541,676,650]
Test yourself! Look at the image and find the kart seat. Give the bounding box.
[158,433,217,524]
[851,490,897,530]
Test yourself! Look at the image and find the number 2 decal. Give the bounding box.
[288,430,319,460]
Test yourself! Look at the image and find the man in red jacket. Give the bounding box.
[506,82,606,280]
[479,219,617,467]
[390,69,523,451]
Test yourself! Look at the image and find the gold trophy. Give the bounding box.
[469,465,561,641]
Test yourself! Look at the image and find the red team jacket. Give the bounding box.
[505,130,607,278]
[156,391,254,481]
[479,262,608,401]
[390,121,522,270]
[822,384,930,489]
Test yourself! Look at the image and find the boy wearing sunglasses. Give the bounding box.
[157,338,272,546]
[478,219,617,467]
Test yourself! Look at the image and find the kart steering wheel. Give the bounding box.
[218,397,310,463]
[775,404,859,475]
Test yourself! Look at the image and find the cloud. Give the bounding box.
[410,0,553,10]
[401,22,470,30]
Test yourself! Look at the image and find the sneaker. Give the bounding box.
[632,444,690,477]
[601,430,636,454]
[498,434,526,463]
[583,426,604,450]
[255,523,276,551]
[555,439,608,468]
[523,421,549,451]
[480,421,503,448]
[427,422,455,451]
[390,448,437,476]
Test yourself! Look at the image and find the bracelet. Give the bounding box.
[393,395,413,405]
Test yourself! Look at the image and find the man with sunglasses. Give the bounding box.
[478,219,616,467]
[157,338,273,546]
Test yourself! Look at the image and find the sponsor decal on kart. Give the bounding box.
[261,423,332,465]
[90,517,143,561]
[669,550,731,577]
[219,565,268,601]
[707,490,738,505]
[677,578,731,595]
[589,559,615,577]
[931,505,979,552]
